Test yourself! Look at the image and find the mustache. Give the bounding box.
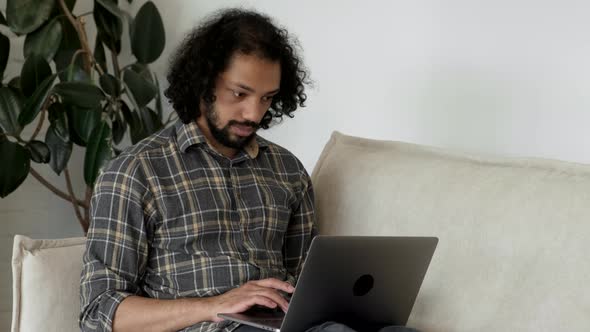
[228,120,259,130]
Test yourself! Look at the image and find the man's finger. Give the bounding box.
[250,295,280,310]
[252,278,295,293]
[252,289,289,311]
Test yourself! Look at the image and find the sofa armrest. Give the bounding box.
[12,235,86,332]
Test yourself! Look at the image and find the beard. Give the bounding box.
[204,102,259,150]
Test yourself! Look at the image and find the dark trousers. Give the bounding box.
[234,322,420,332]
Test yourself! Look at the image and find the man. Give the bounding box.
[80,9,314,332]
[80,8,419,332]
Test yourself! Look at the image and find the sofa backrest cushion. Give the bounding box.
[11,235,86,332]
[311,131,590,331]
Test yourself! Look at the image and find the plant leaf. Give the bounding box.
[57,17,81,51]
[20,54,52,97]
[8,76,21,91]
[111,108,126,144]
[99,73,121,96]
[101,33,121,55]
[47,103,69,141]
[140,106,162,134]
[0,11,7,26]
[128,62,153,83]
[96,0,126,20]
[6,0,55,35]
[0,32,9,78]
[84,121,112,185]
[26,140,50,163]
[53,81,105,109]
[54,17,83,81]
[23,17,63,61]
[45,124,72,175]
[120,100,143,144]
[49,0,76,18]
[64,106,86,147]
[64,0,77,12]
[0,138,30,197]
[18,74,57,126]
[94,35,107,73]
[123,69,157,108]
[94,0,122,54]
[55,53,85,83]
[131,1,165,64]
[70,106,101,144]
[0,87,23,135]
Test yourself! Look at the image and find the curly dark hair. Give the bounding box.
[164,8,309,129]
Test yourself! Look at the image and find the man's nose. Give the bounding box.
[242,98,267,121]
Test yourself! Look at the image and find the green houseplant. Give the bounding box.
[0,0,173,233]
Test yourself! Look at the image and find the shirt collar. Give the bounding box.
[175,120,268,159]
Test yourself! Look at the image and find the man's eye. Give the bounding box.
[262,95,274,102]
[233,91,244,98]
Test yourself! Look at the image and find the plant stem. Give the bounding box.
[29,94,56,142]
[29,167,88,208]
[64,168,88,232]
[107,99,117,118]
[58,0,93,73]
[59,0,106,76]
[93,58,106,77]
[69,49,87,68]
[29,109,46,142]
[78,17,94,75]
[111,50,121,79]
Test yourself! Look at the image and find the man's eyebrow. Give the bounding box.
[233,83,280,95]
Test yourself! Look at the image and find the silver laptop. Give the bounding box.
[218,236,438,332]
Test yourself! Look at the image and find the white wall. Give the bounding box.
[143,0,590,171]
[2,0,590,329]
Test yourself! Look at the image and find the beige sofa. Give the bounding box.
[12,131,590,332]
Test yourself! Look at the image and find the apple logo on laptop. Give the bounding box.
[353,274,374,296]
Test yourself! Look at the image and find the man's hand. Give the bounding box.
[207,278,295,322]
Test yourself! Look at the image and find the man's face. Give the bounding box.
[201,53,281,151]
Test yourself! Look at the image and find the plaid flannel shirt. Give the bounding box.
[80,120,316,332]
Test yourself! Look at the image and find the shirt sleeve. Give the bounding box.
[79,155,154,332]
[283,167,317,285]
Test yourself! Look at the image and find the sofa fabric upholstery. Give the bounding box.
[11,131,590,331]
[311,131,590,331]
[11,235,86,332]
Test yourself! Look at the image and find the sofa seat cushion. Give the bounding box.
[11,235,86,332]
[311,131,590,332]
